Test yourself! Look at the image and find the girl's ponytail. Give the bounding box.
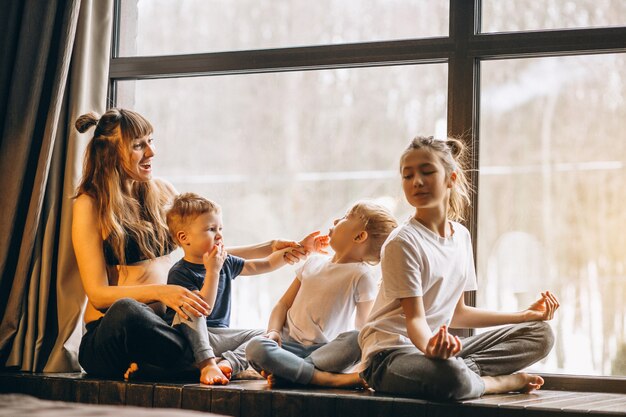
[75,112,99,134]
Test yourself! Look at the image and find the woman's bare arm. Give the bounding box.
[72,194,208,318]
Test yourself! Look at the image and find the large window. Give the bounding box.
[478,54,626,376]
[116,65,446,326]
[111,0,626,380]
[118,0,449,56]
[482,0,626,32]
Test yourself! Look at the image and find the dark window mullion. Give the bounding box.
[109,37,454,80]
[470,26,626,59]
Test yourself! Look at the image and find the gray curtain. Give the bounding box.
[0,0,113,372]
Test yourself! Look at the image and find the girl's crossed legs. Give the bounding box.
[362,321,553,401]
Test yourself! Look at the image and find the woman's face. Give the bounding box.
[126,134,155,182]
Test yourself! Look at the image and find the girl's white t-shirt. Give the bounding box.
[359,218,477,366]
[284,255,379,345]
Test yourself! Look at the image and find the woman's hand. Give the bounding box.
[299,231,330,255]
[271,239,308,264]
[156,285,210,321]
[424,325,462,360]
[525,291,560,321]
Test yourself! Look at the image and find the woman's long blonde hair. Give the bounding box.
[400,136,472,221]
[74,108,173,265]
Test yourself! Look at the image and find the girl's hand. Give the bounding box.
[265,329,282,346]
[203,243,227,275]
[525,291,560,321]
[157,285,210,321]
[424,325,462,359]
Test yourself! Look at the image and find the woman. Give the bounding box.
[72,108,305,378]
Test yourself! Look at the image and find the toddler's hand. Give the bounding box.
[299,231,330,255]
[203,243,227,274]
[265,329,282,346]
[272,239,308,264]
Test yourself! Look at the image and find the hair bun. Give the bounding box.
[446,138,465,158]
[75,112,100,133]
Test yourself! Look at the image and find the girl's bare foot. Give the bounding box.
[310,371,368,389]
[266,373,294,388]
[217,359,233,380]
[482,373,544,395]
[199,359,229,385]
[123,362,139,381]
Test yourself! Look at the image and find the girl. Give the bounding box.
[72,108,310,379]
[246,201,398,388]
[358,136,559,400]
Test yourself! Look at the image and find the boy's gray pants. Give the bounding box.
[246,331,361,384]
[173,313,263,375]
[361,321,555,401]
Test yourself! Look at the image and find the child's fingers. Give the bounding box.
[284,248,308,264]
[433,327,446,357]
[307,231,321,238]
[452,335,462,355]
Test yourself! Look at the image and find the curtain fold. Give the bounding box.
[0,0,113,372]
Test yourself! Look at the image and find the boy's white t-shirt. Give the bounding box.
[359,217,477,367]
[284,255,379,345]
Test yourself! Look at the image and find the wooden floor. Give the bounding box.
[1,371,625,416]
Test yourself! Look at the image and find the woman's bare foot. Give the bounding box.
[199,358,229,385]
[217,359,233,380]
[123,362,139,381]
[310,371,368,389]
[482,373,544,394]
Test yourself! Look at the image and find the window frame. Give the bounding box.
[108,0,626,391]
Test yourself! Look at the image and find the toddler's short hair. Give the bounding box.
[348,201,398,264]
[166,192,221,246]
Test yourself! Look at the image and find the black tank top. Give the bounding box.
[103,233,176,265]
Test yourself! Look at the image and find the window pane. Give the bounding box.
[482,0,626,32]
[117,64,447,327]
[478,54,626,376]
[119,0,448,56]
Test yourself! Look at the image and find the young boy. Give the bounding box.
[163,192,323,385]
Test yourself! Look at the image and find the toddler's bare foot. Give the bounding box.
[199,360,229,385]
[217,359,233,380]
[310,371,368,389]
[258,370,293,388]
[483,373,544,395]
[123,362,139,381]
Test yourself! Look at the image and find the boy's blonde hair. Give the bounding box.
[400,136,472,221]
[166,192,221,246]
[348,201,398,264]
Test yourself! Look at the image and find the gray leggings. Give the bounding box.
[246,331,361,385]
[173,313,264,375]
[361,321,554,401]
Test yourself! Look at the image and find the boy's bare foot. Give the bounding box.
[124,362,139,381]
[217,359,233,380]
[199,359,229,385]
[482,373,544,395]
[310,371,368,389]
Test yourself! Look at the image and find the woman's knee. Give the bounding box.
[105,298,152,328]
